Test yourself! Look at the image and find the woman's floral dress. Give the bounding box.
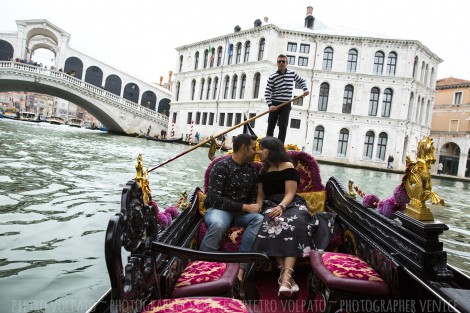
[253,168,313,257]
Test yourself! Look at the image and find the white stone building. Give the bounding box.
[169,7,441,171]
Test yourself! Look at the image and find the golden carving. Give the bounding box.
[179,191,189,210]
[135,154,151,205]
[344,180,357,199]
[403,136,445,221]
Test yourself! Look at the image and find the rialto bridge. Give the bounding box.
[0,19,172,134]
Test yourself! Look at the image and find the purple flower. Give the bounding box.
[393,184,410,206]
[157,211,172,228]
[165,206,180,219]
[149,200,159,216]
[377,196,400,218]
[363,194,380,208]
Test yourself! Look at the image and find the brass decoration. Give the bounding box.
[179,191,189,210]
[344,180,357,199]
[135,154,151,205]
[403,136,445,221]
[285,143,301,151]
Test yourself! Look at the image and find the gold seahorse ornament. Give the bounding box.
[403,136,445,221]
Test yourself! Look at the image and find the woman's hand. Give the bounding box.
[268,205,284,219]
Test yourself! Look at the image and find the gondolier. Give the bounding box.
[265,54,309,143]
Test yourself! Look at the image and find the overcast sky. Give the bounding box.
[1,0,469,84]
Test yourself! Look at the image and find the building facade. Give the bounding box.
[431,78,470,177]
[169,7,441,171]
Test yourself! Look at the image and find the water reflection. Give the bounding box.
[0,118,468,312]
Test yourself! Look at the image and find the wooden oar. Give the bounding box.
[148,95,303,173]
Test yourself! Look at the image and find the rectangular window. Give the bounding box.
[187,112,193,124]
[249,113,256,128]
[235,113,242,125]
[293,97,303,106]
[298,57,308,67]
[226,113,233,126]
[290,119,301,129]
[287,42,297,52]
[209,112,214,125]
[195,112,201,124]
[454,92,462,105]
[287,55,295,65]
[299,44,310,54]
[219,113,225,126]
[202,112,208,125]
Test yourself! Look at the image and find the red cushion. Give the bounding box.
[143,297,249,313]
[310,251,389,297]
[175,261,226,288]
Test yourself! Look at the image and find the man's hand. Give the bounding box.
[269,105,277,112]
[303,90,310,96]
[243,203,261,213]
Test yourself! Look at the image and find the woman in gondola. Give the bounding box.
[253,137,313,297]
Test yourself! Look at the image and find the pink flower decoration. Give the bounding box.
[157,211,172,228]
[393,184,410,207]
[164,206,180,219]
[363,194,380,208]
[377,196,400,218]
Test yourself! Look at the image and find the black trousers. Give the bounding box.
[266,102,291,143]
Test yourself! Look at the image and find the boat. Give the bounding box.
[48,116,65,125]
[68,117,83,128]
[19,112,39,122]
[87,137,470,313]
[2,107,18,119]
[144,134,184,143]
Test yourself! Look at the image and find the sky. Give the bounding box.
[1,0,469,84]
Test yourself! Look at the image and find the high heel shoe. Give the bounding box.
[278,267,299,295]
[278,267,294,297]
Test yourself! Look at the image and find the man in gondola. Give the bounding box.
[200,134,263,284]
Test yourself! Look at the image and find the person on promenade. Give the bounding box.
[252,137,313,297]
[265,54,309,143]
[200,134,263,283]
[146,125,152,136]
[195,132,200,143]
[387,155,394,169]
[438,162,443,174]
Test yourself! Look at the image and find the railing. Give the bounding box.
[0,61,168,125]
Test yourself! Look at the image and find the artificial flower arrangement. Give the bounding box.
[356,183,410,218]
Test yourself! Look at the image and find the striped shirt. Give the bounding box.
[265,69,308,106]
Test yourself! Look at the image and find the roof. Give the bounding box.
[436,77,470,89]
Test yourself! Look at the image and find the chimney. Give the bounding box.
[264,17,269,23]
[159,76,163,86]
[306,6,313,16]
[168,71,173,85]
[304,6,315,29]
[234,25,241,32]
[254,19,262,27]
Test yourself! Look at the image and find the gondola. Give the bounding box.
[144,134,184,143]
[87,136,470,313]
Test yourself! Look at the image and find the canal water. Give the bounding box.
[0,118,469,313]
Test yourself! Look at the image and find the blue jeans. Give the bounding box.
[200,208,263,253]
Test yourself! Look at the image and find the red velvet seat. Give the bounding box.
[309,251,389,311]
[142,297,249,313]
[171,261,239,298]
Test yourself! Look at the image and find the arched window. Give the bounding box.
[420,61,425,82]
[206,77,212,100]
[203,50,208,68]
[179,55,183,72]
[0,40,14,61]
[253,73,261,98]
[337,128,349,157]
[217,47,222,66]
[210,48,215,67]
[228,44,233,65]
[213,77,219,100]
[318,82,330,111]
[347,49,358,73]
[368,87,380,116]
[382,88,393,117]
[199,78,205,100]
[191,79,196,100]
[244,41,250,62]
[104,74,122,96]
[85,66,103,88]
[175,82,180,101]
[373,51,384,75]
[236,42,242,64]
[386,52,397,76]
[194,51,199,70]
[322,47,333,71]
[363,131,375,159]
[223,76,230,99]
[342,85,354,114]
[258,38,265,61]
[240,74,246,99]
[412,56,418,79]
[313,126,324,154]
[377,132,388,160]
[231,75,238,99]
